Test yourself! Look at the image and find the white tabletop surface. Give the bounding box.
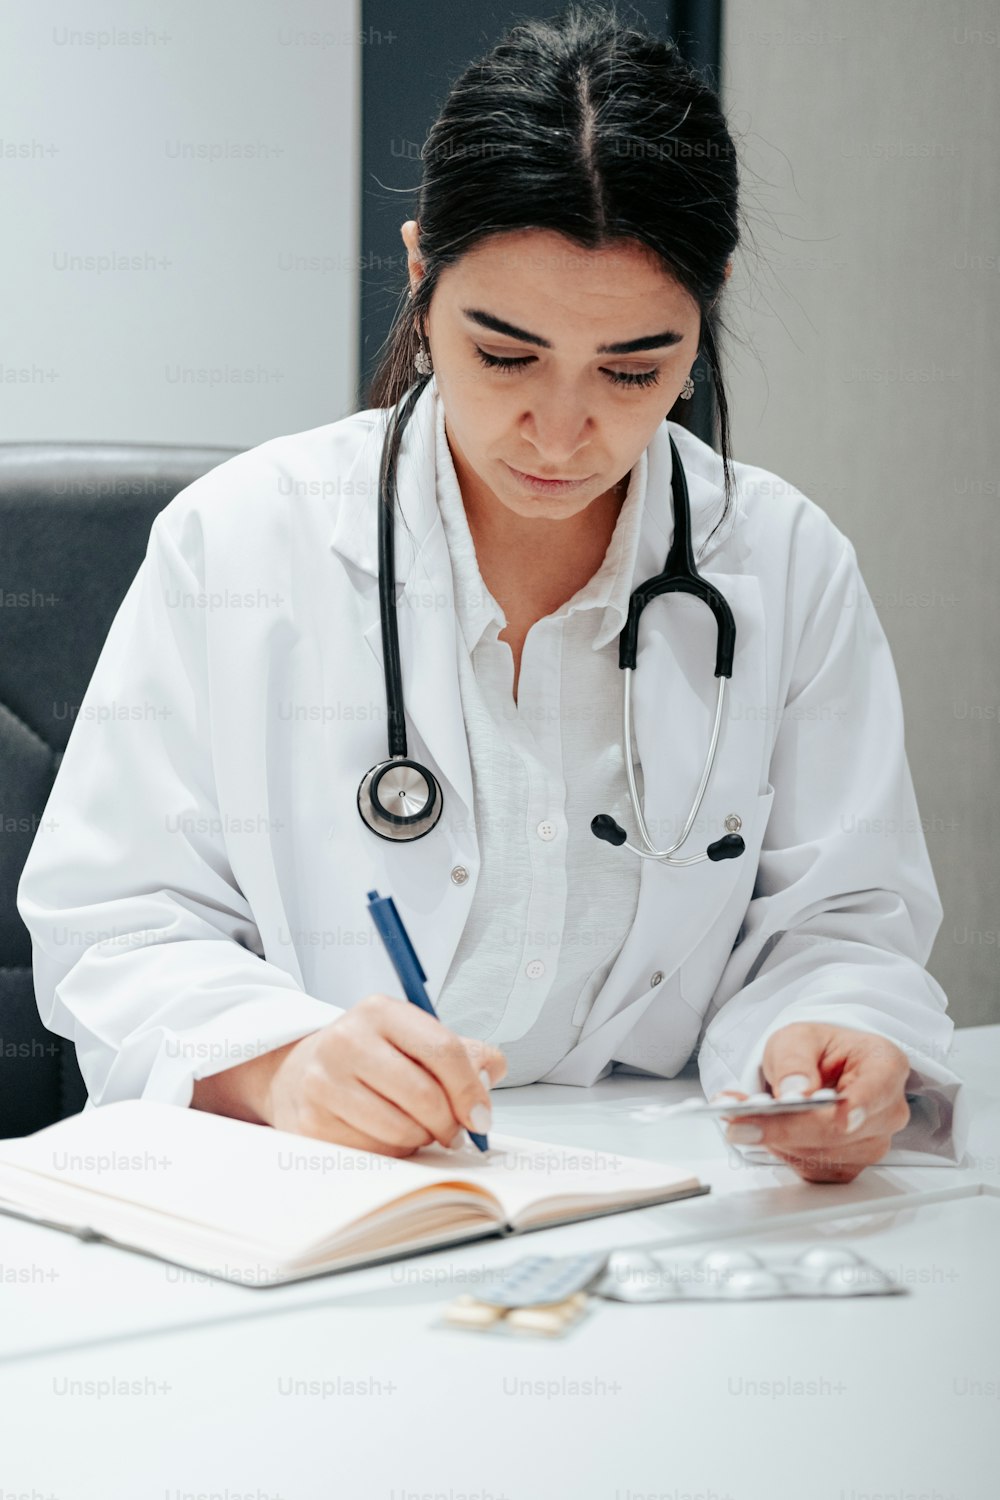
[3,1024,999,1500]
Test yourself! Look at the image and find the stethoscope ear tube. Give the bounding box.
[618,436,736,677]
[596,436,744,867]
[619,577,736,677]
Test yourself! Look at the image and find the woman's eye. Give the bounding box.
[474,348,532,376]
[473,347,660,389]
[608,367,660,389]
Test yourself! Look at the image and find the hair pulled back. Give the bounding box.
[366,2,741,554]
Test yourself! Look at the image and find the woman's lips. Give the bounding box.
[505,463,592,493]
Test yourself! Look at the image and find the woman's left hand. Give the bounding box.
[714,1022,912,1183]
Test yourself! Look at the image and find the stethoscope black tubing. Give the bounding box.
[617,434,737,676]
[377,382,427,760]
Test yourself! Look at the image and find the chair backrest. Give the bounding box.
[0,441,241,1136]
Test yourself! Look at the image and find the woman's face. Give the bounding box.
[401,224,708,524]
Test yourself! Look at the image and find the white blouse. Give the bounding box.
[431,395,648,1086]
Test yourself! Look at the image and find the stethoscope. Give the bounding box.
[357,414,745,867]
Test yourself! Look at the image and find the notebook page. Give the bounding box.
[0,1102,697,1259]
[0,1100,505,1256]
[405,1133,701,1223]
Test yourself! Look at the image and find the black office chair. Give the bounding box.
[0,441,241,1137]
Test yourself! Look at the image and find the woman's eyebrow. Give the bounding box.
[461,306,684,354]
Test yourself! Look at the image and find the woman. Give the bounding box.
[17,5,962,1180]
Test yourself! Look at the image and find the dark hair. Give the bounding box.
[366,1,742,555]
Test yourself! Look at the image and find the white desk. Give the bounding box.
[3,1025,999,1500]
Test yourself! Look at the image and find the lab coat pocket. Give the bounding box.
[677,784,775,1017]
[571,942,630,1028]
[602,969,699,1080]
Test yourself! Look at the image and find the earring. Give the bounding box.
[679,375,694,400]
[414,336,433,376]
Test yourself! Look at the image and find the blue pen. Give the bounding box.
[366,889,489,1152]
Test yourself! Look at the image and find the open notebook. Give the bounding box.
[0,1100,707,1286]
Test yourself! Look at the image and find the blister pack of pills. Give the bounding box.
[594,1244,907,1302]
[626,1088,841,1124]
[437,1237,905,1337]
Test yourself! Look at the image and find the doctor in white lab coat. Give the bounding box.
[16,227,965,1180]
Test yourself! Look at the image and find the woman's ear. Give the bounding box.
[401,220,425,297]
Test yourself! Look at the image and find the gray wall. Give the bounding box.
[721,0,1000,1026]
[0,0,359,446]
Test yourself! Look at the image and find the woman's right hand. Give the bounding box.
[193,993,507,1158]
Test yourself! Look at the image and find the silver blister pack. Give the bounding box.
[595,1243,907,1302]
[468,1251,611,1308]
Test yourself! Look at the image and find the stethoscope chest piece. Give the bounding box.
[357,756,444,842]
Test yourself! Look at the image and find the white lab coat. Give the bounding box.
[16,376,967,1164]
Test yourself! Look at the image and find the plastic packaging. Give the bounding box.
[594,1243,907,1302]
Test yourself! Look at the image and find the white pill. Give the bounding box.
[796,1245,862,1273]
[745,1092,773,1107]
[776,1091,805,1104]
[699,1248,764,1276]
[719,1268,784,1298]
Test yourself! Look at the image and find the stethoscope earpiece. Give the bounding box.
[706,834,745,861]
[592,814,746,863]
[591,814,628,848]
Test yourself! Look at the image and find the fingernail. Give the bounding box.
[846,1106,867,1134]
[470,1103,492,1133]
[776,1074,811,1100]
[479,1068,492,1091]
[726,1124,763,1144]
[447,1128,466,1150]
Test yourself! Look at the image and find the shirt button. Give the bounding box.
[536,820,557,841]
[450,865,469,885]
[525,959,545,979]
[650,971,664,987]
